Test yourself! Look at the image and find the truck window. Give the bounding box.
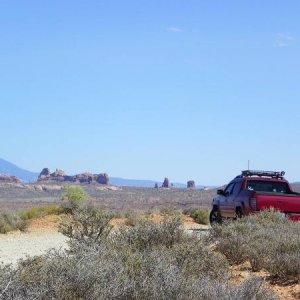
[224,183,235,195]
[232,181,242,195]
[246,180,290,194]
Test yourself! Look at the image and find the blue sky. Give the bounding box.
[0,1,299,185]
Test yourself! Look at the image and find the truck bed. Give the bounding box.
[255,191,300,219]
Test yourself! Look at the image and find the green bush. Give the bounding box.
[184,208,210,225]
[61,185,88,213]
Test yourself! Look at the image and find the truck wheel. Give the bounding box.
[235,208,243,220]
[209,207,222,225]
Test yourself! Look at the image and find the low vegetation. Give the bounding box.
[59,205,114,244]
[210,209,300,282]
[18,205,63,220]
[183,207,210,225]
[0,200,277,299]
[0,205,63,234]
[61,184,88,212]
[124,211,139,226]
[0,212,27,234]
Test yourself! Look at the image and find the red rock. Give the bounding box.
[0,174,21,184]
[96,173,109,185]
[162,178,170,188]
[187,180,196,189]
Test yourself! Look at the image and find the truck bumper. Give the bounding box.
[286,213,300,221]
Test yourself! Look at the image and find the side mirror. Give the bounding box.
[217,189,225,195]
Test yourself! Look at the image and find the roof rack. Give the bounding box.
[238,170,285,179]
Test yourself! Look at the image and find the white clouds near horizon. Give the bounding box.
[167,27,183,33]
[275,33,294,47]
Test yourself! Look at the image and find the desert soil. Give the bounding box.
[0,215,67,265]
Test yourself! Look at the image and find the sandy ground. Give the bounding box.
[0,215,68,265]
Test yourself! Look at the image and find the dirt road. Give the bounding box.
[0,215,68,265]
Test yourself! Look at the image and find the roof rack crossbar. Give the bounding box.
[240,170,285,179]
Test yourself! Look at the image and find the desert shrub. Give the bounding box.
[209,220,253,265]
[252,208,287,223]
[0,212,28,234]
[59,205,114,244]
[184,208,210,225]
[160,208,181,217]
[115,216,185,251]
[18,205,63,220]
[210,210,300,281]
[61,185,87,213]
[169,239,229,280]
[0,244,276,300]
[124,212,138,227]
[228,276,277,300]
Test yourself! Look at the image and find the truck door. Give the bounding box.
[227,181,243,217]
[219,182,235,217]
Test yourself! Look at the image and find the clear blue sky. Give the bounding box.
[0,1,299,185]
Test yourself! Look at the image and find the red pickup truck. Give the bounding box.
[210,170,300,224]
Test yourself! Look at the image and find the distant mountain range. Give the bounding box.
[0,158,39,182]
[0,158,208,188]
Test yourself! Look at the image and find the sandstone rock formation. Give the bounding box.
[38,168,109,185]
[40,168,50,177]
[51,169,65,177]
[0,174,21,184]
[74,173,95,184]
[96,173,109,185]
[162,178,170,188]
[187,180,196,189]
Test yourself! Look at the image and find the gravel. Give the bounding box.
[0,230,68,265]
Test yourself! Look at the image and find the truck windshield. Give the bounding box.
[246,180,290,194]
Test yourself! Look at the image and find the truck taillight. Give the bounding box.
[250,198,257,211]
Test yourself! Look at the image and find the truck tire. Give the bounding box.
[209,207,222,225]
[235,208,243,220]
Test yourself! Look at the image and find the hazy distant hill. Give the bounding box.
[0,158,209,188]
[110,178,191,188]
[0,158,39,182]
[109,177,207,189]
[291,183,300,193]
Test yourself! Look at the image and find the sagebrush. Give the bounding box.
[210,210,300,281]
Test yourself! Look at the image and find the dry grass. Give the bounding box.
[18,205,63,220]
